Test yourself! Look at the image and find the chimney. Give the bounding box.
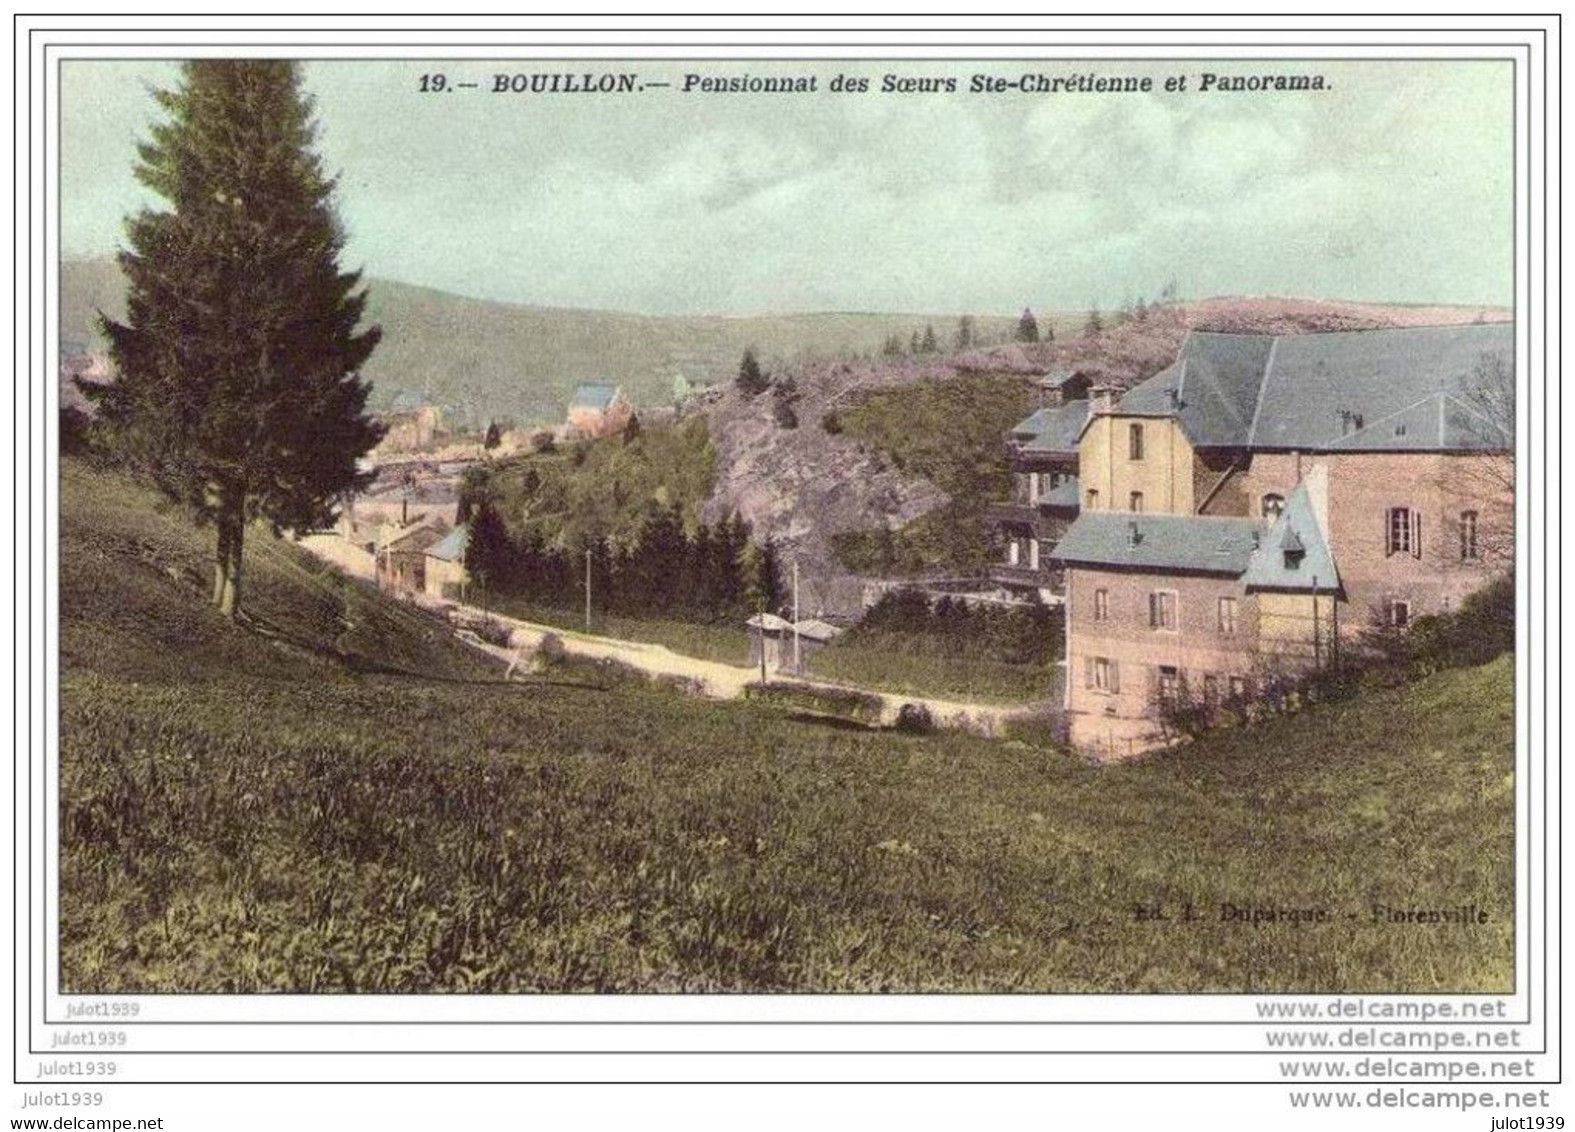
[1089,385,1118,416]
[1166,387,1182,412]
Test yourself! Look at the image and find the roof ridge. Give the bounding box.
[1246,334,1279,445]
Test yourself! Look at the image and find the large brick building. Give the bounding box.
[1045,323,1513,757]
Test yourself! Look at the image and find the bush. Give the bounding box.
[893,703,935,734]
[536,632,566,666]
[743,681,883,725]
[821,411,843,435]
[475,618,514,648]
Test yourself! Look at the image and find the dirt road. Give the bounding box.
[457,603,1039,736]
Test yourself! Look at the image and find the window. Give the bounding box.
[1148,590,1178,631]
[1156,665,1181,704]
[1093,588,1110,621]
[1460,510,1480,560]
[1228,675,1248,701]
[1217,596,1238,636]
[1389,600,1411,628]
[1203,674,1220,704]
[1261,493,1286,519]
[1007,539,1020,566]
[1028,537,1040,570]
[1386,507,1422,559]
[1087,656,1120,694]
[1129,491,1144,513]
[1129,423,1145,460]
[1086,489,1099,510]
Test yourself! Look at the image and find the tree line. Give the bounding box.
[463,494,786,624]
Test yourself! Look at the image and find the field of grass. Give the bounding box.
[809,639,1058,705]
[60,461,1515,993]
[830,373,1038,576]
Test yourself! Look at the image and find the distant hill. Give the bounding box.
[59,257,1035,429]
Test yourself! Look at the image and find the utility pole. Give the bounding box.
[585,547,592,632]
[758,598,768,685]
[1312,577,1321,671]
[792,558,801,674]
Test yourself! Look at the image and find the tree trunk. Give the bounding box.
[215,490,246,620]
[219,518,244,620]
[212,521,233,608]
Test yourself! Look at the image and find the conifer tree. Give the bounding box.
[736,346,770,395]
[921,324,939,353]
[1016,307,1041,343]
[484,420,502,450]
[91,61,382,619]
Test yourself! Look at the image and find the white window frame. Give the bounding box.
[1389,599,1411,628]
[1093,587,1109,621]
[1261,493,1286,519]
[1217,596,1237,636]
[1460,510,1480,560]
[1028,537,1041,570]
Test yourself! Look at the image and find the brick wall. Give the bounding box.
[1065,565,1259,729]
[1234,451,1505,631]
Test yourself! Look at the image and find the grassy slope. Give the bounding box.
[61,461,1513,993]
[808,637,1058,705]
[62,257,1024,428]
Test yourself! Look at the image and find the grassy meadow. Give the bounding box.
[60,461,1514,993]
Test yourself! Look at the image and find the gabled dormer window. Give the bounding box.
[1261,493,1286,519]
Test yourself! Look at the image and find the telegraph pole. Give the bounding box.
[792,558,801,674]
[584,547,592,632]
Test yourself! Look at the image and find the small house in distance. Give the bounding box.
[374,391,447,455]
[566,382,634,439]
[423,525,470,601]
[747,613,843,674]
[375,514,451,594]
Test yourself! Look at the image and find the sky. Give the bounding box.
[59,58,1513,316]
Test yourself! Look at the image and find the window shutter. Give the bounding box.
[1411,510,1422,560]
[1110,661,1120,694]
[1148,592,1158,627]
[1084,656,1094,689]
[1384,510,1394,557]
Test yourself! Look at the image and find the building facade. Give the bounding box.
[989,371,1090,602]
[1049,323,1512,757]
[567,383,635,439]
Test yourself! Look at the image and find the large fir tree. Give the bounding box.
[91,61,383,619]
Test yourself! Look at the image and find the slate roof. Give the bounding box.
[425,525,470,563]
[1041,475,1081,510]
[1240,484,1339,592]
[1011,400,1089,453]
[1036,368,1082,388]
[1115,323,1512,452]
[570,382,621,411]
[1049,512,1265,575]
[793,619,844,643]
